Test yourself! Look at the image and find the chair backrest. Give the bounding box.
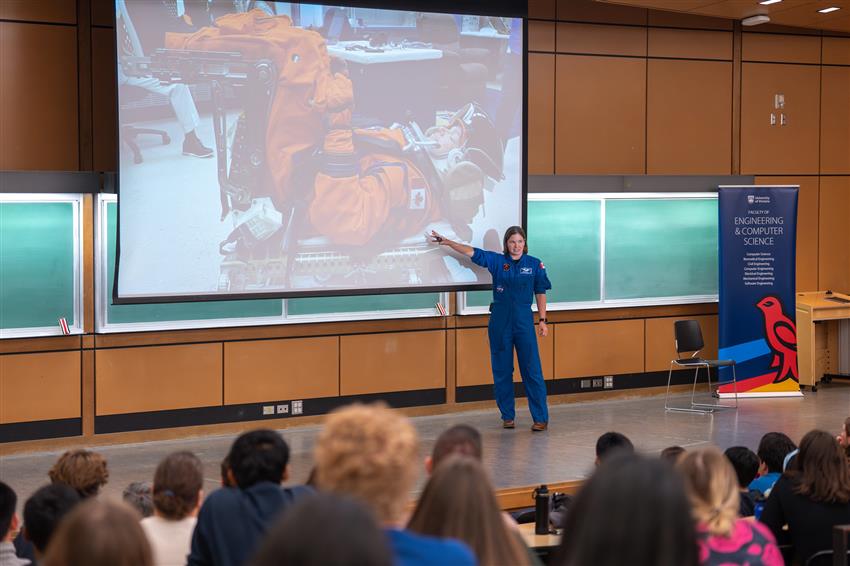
[674,320,704,354]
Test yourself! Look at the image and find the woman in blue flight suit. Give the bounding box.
[429,226,551,431]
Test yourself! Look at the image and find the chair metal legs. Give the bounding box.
[665,362,738,414]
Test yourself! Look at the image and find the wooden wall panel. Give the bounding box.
[0,23,78,170]
[647,10,733,31]
[557,0,647,26]
[555,55,646,174]
[340,331,445,395]
[742,33,821,64]
[645,315,718,373]
[819,177,850,292]
[528,54,555,175]
[529,0,557,20]
[529,21,556,52]
[755,176,820,292]
[455,327,553,387]
[96,344,222,415]
[823,37,850,66]
[554,320,644,378]
[92,27,117,172]
[647,59,732,174]
[0,351,81,424]
[647,29,732,60]
[821,66,850,174]
[741,63,820,175]
[223,337,339,405]
[556,23,647,57]
[91,0,115,28]
[0,1,76,24]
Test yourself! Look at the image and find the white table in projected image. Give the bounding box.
[326,41,442,65]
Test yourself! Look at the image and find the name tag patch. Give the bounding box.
[520,267,532,274]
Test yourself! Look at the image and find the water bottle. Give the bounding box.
[533,484,550,535]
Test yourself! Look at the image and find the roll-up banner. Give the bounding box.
[717,186,802,398]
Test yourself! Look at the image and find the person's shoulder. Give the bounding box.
[388,530,475,565]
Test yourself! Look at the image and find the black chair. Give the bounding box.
[665,320,738,414]
[119,85,171,164]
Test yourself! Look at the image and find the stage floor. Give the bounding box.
[2,382,848,509]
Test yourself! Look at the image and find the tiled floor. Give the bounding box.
[1,382,848,510]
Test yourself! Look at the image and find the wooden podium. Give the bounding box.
[796,292,850,390]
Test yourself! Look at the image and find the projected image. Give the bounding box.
[116,1,523,298]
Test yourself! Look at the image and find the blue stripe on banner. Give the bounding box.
[719,339,771,364]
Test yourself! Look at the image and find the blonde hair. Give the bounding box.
[315,403,418,524]
[677,447,740,537]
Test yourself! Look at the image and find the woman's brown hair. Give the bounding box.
[48,449,109,498]
[407,455,529,566]
[43,499,152,566]
[502,226,528,255]
[677,447,740,537]
[791,429,850,503]
[152,451,203,520]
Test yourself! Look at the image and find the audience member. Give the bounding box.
[123,482,153,518]
[425,424,482,474]
[219,456,235,488]
[47,449,109,498]
[760,430,850,564]
[838,416,850,458]
[0,482,28,566]
[143,451,203,566]
[314,403,475,566]
[595,432,634,465]
[724,446,760,517]
[21,484,80,560]
[42,499,152,566]
[408,455,530,566]
[555,453,699,566]
[660,445,685,463]
[749,432,796,497]
[251,492,393,566]
[678,447,781,565]
[187,429,311,566]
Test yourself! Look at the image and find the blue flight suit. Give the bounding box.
[471,248,551,423]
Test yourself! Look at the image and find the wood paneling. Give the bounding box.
[645,315,718,372]
[821,66,850,174]
[91,27,117,172]
[755,176,820,292]
[647,29,732,60]
[0,351,81,424]
[455,327,553,387]
[529,21,555,52]
[556,23,647,56]
[742,33,821,65]
[647,59,732,174]
[823,37,850,65]
[528,54,555,175]
[0,0,76,24]
[91,0,115,28]
[554,320,645,378]
[741,63,820,175]
[223,337,338,404]
[555,55,646,174]
[0,23,78,170]
[557,0,648,26]
[96,344,222,415]
[819,177,850,292]
[647,10,733,31]
[529,0,557,20]
[340,331,445,395]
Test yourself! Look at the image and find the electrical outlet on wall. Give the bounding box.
[292,400,303,415]
[277,404,289,414]
[262,405,275,416]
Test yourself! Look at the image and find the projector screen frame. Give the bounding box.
[111,3,528,305]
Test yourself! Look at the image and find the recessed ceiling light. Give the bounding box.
[818,6,841,13]
[742,14,771,25]
[759,0,782,5]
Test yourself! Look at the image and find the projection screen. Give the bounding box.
[115,1,524,300]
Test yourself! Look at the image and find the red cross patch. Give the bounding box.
[503,263,510,271]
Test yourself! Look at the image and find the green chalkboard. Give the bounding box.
[466,199,602,308]
[604,199,718,299]
[0,201,77,330]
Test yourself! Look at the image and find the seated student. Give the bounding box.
[123,482,153,518]
[660,445,686,464]
[595,431,634,465]
[47,449,109,499]
[838,416,850,459]
[252,492,393,566]
[678,448,781,566]
[42,499,152,566]
[21,484,81,562]
[724,446,760,517]
[760,430,850,565]
[314,403,475,566]
[749,432,796,497]
[0,482,29,566]
[142,451,204,566]
[188,429,311,566]
[554,453,699,566]
[408,456,530,566]
[424,424,482,475]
